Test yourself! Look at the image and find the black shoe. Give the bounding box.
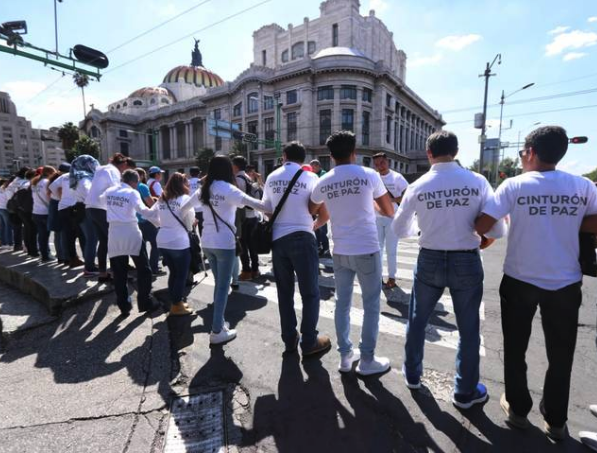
[230,283,239,291]
[284,332,300,353]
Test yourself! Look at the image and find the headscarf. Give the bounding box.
[69,154,99,189]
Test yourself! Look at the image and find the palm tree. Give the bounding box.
[73,72,90,118]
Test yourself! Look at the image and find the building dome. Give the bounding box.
[129,86,175,100]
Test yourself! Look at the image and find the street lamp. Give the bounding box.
[517,121,542,148]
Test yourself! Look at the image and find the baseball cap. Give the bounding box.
[148,166,164,175]
[58,163,71,172]
[309,159,321,166]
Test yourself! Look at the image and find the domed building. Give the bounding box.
[82,0,444,178]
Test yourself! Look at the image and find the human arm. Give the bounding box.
[475,179,514,236]
[312,202,329,230]
[391,187,418,238]
[375,193,394,217]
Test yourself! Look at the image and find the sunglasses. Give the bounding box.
[518,149,527,158]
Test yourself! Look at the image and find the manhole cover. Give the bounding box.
[164,391,226,453]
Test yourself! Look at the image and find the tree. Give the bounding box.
[57,122,80,153]
[584,168,597,182]
[73,72,90,118]
[71,136,100,161]
[195,148,214,174]
[231,139,247,157]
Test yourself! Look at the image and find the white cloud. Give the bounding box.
[545,30,597,56]
[563,52,588,61]
[549,25,570,35]
[368,0,389,13]
[152,2,178,18]
[409,54,442,68]
[435,34,482,51]
[0,81,47,102]
[558,159,593,176]
[589,17,597,23]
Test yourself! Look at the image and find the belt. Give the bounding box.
[421,248,478,254]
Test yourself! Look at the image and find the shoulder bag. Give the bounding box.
[165,200,203,275]
[207,202,243,256]
[579,232,597,277]
[252,169,304,255]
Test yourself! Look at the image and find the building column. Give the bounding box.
[355,87,363,145]
[169,125,177,161]
[185,122,193,158]
[332,85,341,132]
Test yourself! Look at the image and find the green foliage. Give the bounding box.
[65,135,100,162]
[584,168,597,182]
[57,122,80,151]
[195,148,214,173]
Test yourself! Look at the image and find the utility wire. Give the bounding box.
[22,73,66,105]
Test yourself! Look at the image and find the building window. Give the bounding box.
[386,94,392,108]
[320,156,331,171]
[150,98,156,105]
[281,49,289,62]
[332,23,338,47]
[120,142,129,156]
[161,98,170,104]
[262,50,267,66]
[213,108,222,120]
[263,95,274,110]
[233,103,242,117]
[308,41,316,55]
[319,109,332,145]
[119,129,128,138]
[0,98,8,114]
[291,42,304,60]
[247,120,259,150]
[363,156,371,167]
[264,117,275,143]
[340,85,357,100]
[394,121,399,150]
[133,100,142,106]
[362,88,372,103]
[147,129,156,162]
[123,102,128,107]
[341,109,354,131]
[362,111,370,146]
[286,90,297,105]
[386,116,392,143]
[286,112,297,141]
[215,136,222,151]
[317,86,334,101]
[247,93,259,114]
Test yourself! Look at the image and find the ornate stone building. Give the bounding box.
[81,0,444,177]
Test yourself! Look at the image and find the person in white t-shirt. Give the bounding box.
[6,167,31,252]
[262,142,332,356]
[392,131,506,409]
[311,130,394,376]
[372,152,409,289]
[476,125,597,440]
[102,170,160,316]
[0,178,14,248]
[152,172,195,316]
[31,166,57,262]
[147,166,164,198]
[188,166,204,235]
[183,155,266,345]
[47,165,70,262]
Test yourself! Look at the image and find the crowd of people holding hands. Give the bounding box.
[1,125,597,447]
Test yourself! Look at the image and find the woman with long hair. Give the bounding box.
[31,166,57,261]
[183,155,266,344]
[70,155,100,276]
[152,172,194,316]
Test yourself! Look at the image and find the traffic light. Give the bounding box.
[570,136,588,144]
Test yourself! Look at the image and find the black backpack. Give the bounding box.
[14,187,33,214]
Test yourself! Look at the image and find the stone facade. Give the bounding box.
[80,0,443,177]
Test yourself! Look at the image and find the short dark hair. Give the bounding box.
[426,131,458,158]
[125,157,136,168]
[190,166,200,177]
[372,152,387,160]
[524,126,568,164]
[231,155,247,171]
[122,169,139,185]
[283,141,306,163]
[326,130,356,161]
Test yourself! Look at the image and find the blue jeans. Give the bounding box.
[32,214,50,259]
[140,221,160,273]
[80,214,98,271]
[160,248,191,305]
[272,231,320,350]
[333,252,382,360]
[404,248,483,395]
[0,208,13,245]
[204,248,236,333]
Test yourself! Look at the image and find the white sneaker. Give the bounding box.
[209,326,237,345]
[338,350,360,372]
[591,405,597,418]
[401,365,421,390]
[356,356,391,376]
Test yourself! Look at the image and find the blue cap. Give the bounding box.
[148,166,163,175]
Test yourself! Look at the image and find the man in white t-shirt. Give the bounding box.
[311,130,394,376]
[263,142,332,356]
[476,125,597,440]
[372,152,409,289]
[147,166,164,198]
[188,167,204,235]
[392,131,506,409]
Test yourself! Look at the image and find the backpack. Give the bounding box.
[149,180,159,197]
[234,175,261,234]
[14,187,33,215]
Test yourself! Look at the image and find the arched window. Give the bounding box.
[116,104,121,109]
[281,49,289,63]
[150,98,156,105]
[133,100,143,106]
[292,42,304,60]
[123,102,128,107]
[161,98,170,104]
[247,92,258,114]
[308,41,316,55]
[90,126,100,138]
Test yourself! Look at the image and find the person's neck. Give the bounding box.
[334,159,352,166]
[379,169,390,176]
[430,156,454,165]
[526,163,557,172]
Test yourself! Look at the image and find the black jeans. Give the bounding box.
[87,208,109,273]
[315,222,329,252]
[32,214,50,259]
[240,217,259,273]
[500,274,582,427]
[9,212,23,249]
[58,208,84,261]
[195,212,204,237]
[272,231,320,350]
[110,245,153,313]
[18,211,38,256]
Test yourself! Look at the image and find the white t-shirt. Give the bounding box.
[483,170,597,290]
[188,177,202,213]
[184,180,265,250]
[376,170,409,218]
[31,179,51,215]
[52,174,76,210]
[75,178,92,204]
[48,177,61,201]
[392,162,506,250]
[85,164,121,210]
[311,164,386,255]
[103,183,154,223]
[0,186,8,209]
[263,162,318,241]
[148,178,163,197]
[154,195,195,250]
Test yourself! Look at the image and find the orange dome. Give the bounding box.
[162,65,224,88]
[129,86,174,98]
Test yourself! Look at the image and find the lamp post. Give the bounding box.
[478,53,501,175]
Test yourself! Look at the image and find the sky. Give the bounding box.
[0,0,596,174]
